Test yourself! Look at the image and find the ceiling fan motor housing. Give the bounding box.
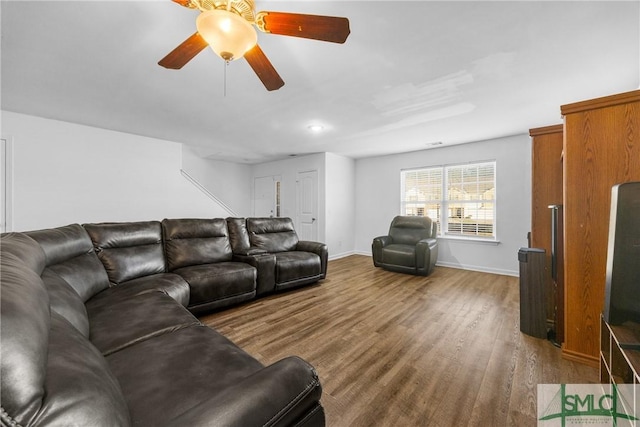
[187,0,256,22]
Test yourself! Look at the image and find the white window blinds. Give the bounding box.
[401,161,496,239]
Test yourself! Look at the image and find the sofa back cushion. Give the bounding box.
[0,231,46,273]
[247,217,299,253]
[1,235,49,423]
[41,269,90,338]
[1,232,132,426]
[84,221,166,285]
[4,230,90,338]
[226,217,251,254]
[162,218,233,271]
[26,224,110,302]
[388,215,435,245]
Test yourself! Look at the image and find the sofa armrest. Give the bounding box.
[415,238,438,275]
[372,235,392,248]
[371,236,392,267]
[296,241,328,279]
[295,241,326,255]
[232,253,276,295]
[234,247,268,256]
[166,356,323,427]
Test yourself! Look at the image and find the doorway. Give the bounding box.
[253,175,281,217]
[296,170,318,241]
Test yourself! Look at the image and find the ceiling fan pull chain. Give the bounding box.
[223,60,228,97]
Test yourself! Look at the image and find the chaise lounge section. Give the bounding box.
[1,217,327,427]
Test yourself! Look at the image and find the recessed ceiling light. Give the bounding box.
[308,124,324,133]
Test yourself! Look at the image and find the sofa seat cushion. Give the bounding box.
[27,312,132,426]
[275,252,322,284]
[86,273,190,308]
[105,325,264,427]
[161,356,324,427]
[122,273,190,307]
[86,291,200,356]
[380,244,416,268]
[174,262,256,309]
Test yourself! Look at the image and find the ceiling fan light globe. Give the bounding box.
[196,10,257,61]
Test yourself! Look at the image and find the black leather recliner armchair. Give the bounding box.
[372,216,438,276]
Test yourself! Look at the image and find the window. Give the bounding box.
[401,161,496,239]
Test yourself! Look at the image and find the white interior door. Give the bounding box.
[296,170,318,241]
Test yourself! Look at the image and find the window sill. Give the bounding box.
[437,235,501,245]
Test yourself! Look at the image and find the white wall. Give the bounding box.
[1,111,245,231]
[250,153,357,260]
[2,109,530,275]
[325,153,356,259]
[355,134,532,276]
[181,145,252,216]
[250,153,326,242]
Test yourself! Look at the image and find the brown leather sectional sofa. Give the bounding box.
[1,217,328,427]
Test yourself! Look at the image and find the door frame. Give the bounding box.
[253,174,282,217]
[296,169,319,241]
[1,136,14,233]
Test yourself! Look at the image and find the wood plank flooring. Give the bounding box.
[199,255,597,426]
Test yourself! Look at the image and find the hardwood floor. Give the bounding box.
[199,255,597,426]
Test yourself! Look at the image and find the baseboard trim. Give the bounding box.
[435,260,519,277]
[328,251,356,261]
[352,251,518,277]
[561,347,599,368]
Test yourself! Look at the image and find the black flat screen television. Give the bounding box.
[603,182,640,341]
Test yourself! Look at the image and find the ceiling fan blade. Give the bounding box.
[258,12,350,44]
[158,32,208,69]
[244,44,285,91]
[171,0,195,8]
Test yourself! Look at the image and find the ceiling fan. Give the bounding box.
[158,0,351,91]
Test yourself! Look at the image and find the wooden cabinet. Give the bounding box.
[529,124,564,343]
[600,314,640,420]
[530,124,564,251]
[562,90,640,366]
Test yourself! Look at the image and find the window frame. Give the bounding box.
[400,160,497,241]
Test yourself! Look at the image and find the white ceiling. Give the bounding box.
[2,1,639,163]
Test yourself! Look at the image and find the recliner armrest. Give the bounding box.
[415,238,438,275]
[296,241,328,279]
[371,236,392,268]
[372,235,392,247]
[232,252,276,295]
[234,247,268,256]
[419,237,437,248]
[295,241,326,256]
[166,356,323,427]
